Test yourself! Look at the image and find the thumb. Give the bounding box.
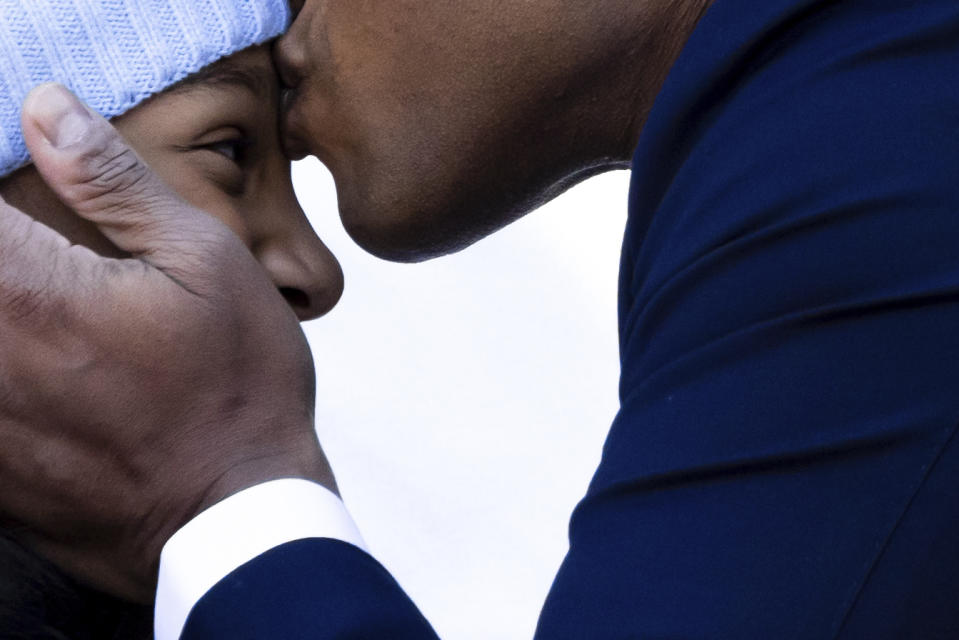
[19,83,232,276]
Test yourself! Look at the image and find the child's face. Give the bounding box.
[115,46,343,320]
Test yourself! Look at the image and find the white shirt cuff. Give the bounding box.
[154,478,367,640]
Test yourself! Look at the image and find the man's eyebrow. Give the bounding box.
[165,59,273,98]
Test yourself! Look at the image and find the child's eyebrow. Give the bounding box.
[166,60,273,99]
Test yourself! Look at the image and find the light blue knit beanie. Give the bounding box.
[0,0,291,178]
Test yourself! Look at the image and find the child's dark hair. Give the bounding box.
[0,530,152,639]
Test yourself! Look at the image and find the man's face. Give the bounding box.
[276,0,622,262]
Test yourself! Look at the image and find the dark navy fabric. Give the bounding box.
[184,0,959,637]
[181,538,439,639]
[540,0,959,637]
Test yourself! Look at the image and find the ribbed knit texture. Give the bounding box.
[0,0,291,177]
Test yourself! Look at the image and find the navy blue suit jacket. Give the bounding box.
[183,0,959,637]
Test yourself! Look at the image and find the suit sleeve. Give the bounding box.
[154,479,439,640]
[180,538,439,639]
[535,1,959,638]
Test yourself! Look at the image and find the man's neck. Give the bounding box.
[513,0,714,213]
[565,0,715,167]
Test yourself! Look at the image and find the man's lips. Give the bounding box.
[280,89,310,161]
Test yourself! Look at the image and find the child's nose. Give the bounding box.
[255,230,344,321]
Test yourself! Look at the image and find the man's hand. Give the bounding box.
[0,84,335,602]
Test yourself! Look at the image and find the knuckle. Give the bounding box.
[81,147,149,202]
[65,138,165,217]
[90,146,149,194]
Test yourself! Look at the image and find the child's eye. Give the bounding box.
[181,133,253,197]
[203,138,251,165]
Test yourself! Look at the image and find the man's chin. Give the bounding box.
[338,199,486,264]
[340,213,461,263]
[332,162,521,263]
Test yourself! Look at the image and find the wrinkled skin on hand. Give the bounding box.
[0,85,335,602]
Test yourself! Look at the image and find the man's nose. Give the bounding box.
[255,228,344,322]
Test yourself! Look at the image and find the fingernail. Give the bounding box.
[28,84,94,149]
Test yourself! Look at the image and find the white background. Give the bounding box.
[296,159,631,640]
